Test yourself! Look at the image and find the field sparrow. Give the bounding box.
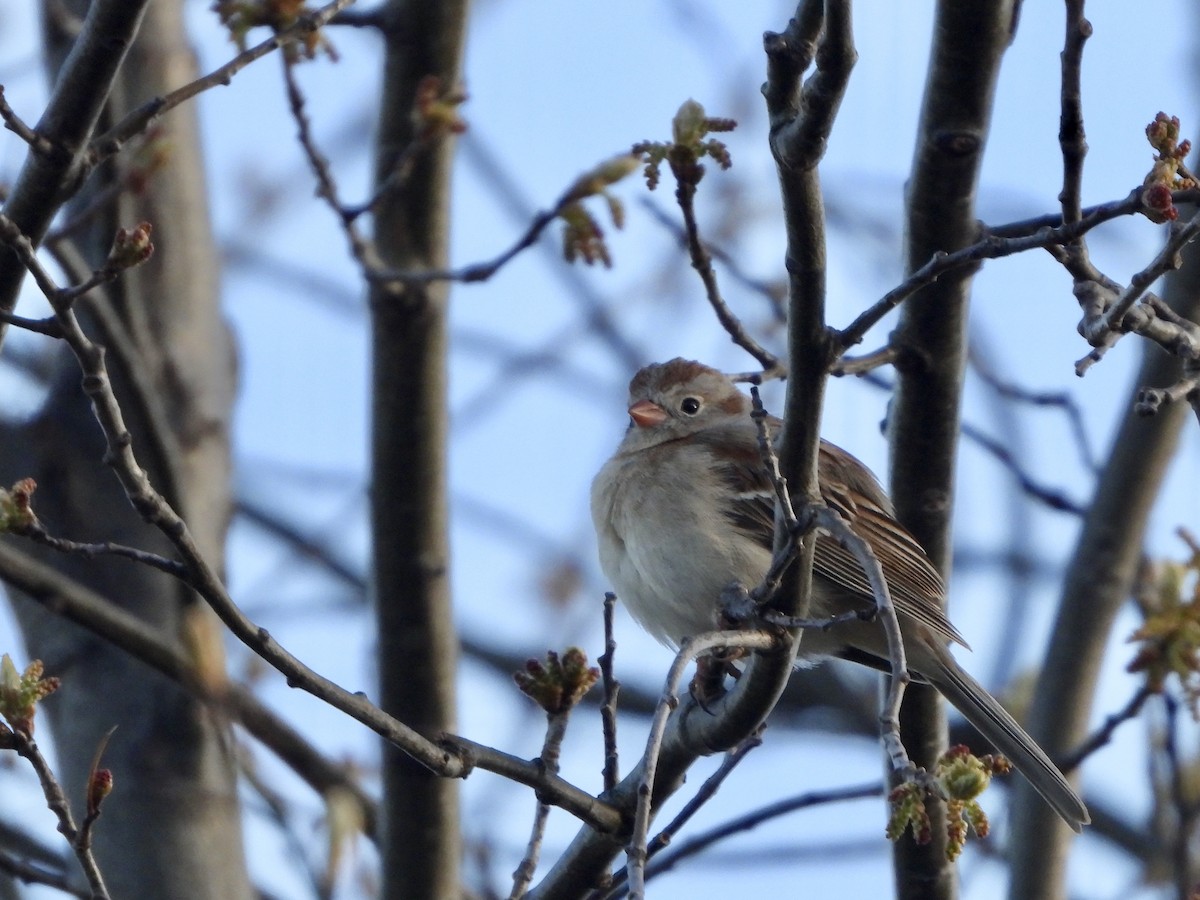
[591,358,1088,831]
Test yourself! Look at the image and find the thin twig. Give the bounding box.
[831,344,897,376]
[600,592,621,792]
[0,86,57,155]
[0,309,62,337]
[18,520,188,577]
[746,385,803,602]
[510,799,554,899]
[1059,685,1153,773]
[625,630,781,899]
[958,422,1087,516]
[649,733,763,858]
[0,540,381,842]
[46,181,123,246]
[860,370,1092,516]
[0,210,623,834]
[638,197,786,315]
[600,732,763,898]
[47,237,192,522]
[9,730,109,899]
[837,191,1145,353]
[833,182,1200,378]
[807,506,911,775]
[987,188,1200,238]
[672,173,779,370]
[281,57,381,278]
[1058,0,1092,227]
[0,849,85,899]
[369,191,584,287]
[1087,208,1200,342]
[343,137,429,222]
[87,0,358,166]
[284,55,625,292]
[510,709,571,899]
[438,735,622,832]
[633,781,884,891]
[967,355,1100,474]
[746,387,909,773]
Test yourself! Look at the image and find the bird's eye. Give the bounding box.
[680,397,701,415]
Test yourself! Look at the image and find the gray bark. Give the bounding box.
[1006,237,1200,900]
[370,2,470,897]
[890,1,1016,896]
[1,1,248,896]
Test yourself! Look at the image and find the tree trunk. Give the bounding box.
[1006,230,1200,900]
[2,1,249,896]
[890,1,1016,896]
[370,2,470,898]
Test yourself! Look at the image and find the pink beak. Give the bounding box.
[628,399,667,428]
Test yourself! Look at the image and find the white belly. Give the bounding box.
[590,446,772,646]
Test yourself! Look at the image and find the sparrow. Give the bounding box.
[590,358,1088,831]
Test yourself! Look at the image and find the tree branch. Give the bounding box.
[0,0,151,351]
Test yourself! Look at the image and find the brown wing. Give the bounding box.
[694,420,967,649]
[817,442,967,648]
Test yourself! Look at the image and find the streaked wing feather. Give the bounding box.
[817,443,967,647]
[693,426,967,649]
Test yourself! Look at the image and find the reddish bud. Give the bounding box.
[87,768,114,818]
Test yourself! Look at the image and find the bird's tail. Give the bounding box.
[927,650,1089,833]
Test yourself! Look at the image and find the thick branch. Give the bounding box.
[0,539,380,840]
[0,0,150,349]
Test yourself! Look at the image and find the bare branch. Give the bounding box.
[1058,1,1092,226]
[0,212,620,835]
[371,168,632,286]
[87,0,357,166]
[280,57,383,279]
[0,0,152,347]
[958,422,1087,516]
[625,629,782,898]
[0,539,380,841]
[600,592,621,793]
[1077,208,1200,352]
[808,507,911,774]
[8,729,109,899]
[17,519,187,577]
[0,86,56,156]
[1060,685,1153,773]
[669,163,779,370]
[638,197,786,314]
[0,848,85,899]
[838,189,1146,353]
[440,735,621,832]
[636,781,883,889]
[600,733,763,898]
[0,309,61,337]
